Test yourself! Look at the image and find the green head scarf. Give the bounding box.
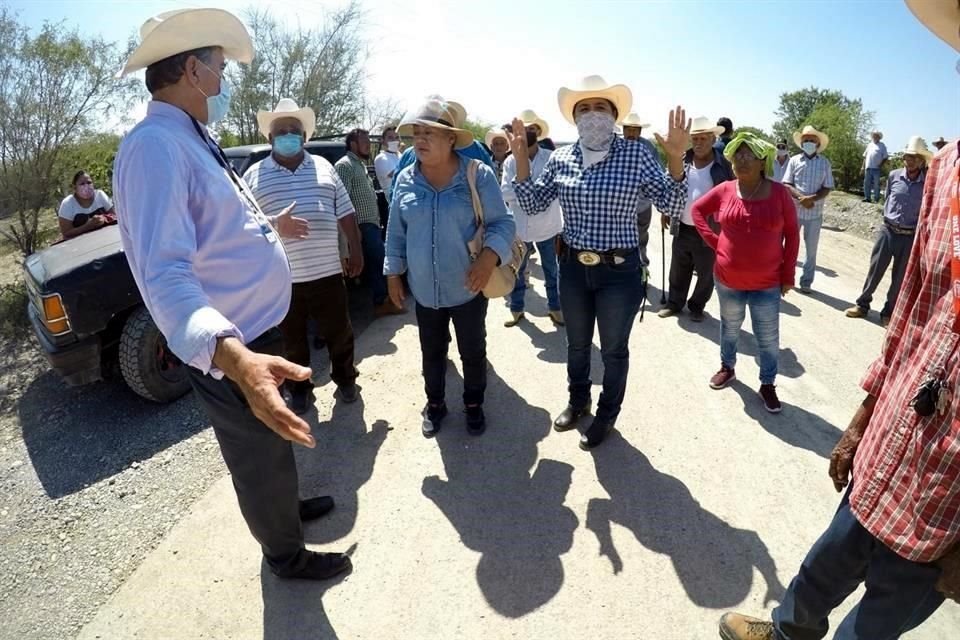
[723,132,777,177]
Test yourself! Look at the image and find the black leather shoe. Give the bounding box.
[423,403,448,438]
[553,405,591,432]
[299,496,335,521]
[338,383,359,404]
[277,551,352,581]
[579,419,613,450]
[465,405,486,436]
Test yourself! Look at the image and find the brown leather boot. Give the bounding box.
[718,613,775,640]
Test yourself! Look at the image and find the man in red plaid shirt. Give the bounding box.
[719,2,960,638]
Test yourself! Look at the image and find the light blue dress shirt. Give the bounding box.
[113,101,291,376]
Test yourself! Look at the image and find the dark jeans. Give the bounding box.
[667,223,715,313]
[415,294,488,406]
[360,222,388,306]
[773,490,944,640]
[187,329,306,575]
[855,224,914,318]
[560,249,643,423]
[280,274,357,388]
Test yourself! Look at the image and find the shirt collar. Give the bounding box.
[347,151,366,164]
[146,100,202,135]
[412,153,469,191]
[901,168,926,184]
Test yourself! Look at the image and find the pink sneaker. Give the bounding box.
[709,367,736,390]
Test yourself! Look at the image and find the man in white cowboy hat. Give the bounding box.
[501,109,563,328]
[719,2,960,638]
[245,99,364,411]
[485,128,510,183]
[782,124,834,294]
[861,130,889,203]
[658,116,734,322]
[113,9,352,582]
[845,136,932,326]
[621,113,655,270]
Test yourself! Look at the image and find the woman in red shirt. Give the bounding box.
[692,133,800,413]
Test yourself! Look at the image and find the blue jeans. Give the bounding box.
[773,490,944,640]
[799,217,822,289]
[560,250,643,423]
[509,238,560,312]
[863,168,881,203]
[359,222,387,305]
[715,281,780,385]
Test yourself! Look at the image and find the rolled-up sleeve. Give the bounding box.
[476,164,515,264]
[383,173,408,275]
[637,147,687,218]
[514,154,559,215]
[116,135,239,376]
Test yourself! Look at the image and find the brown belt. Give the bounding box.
[884,221,915,236]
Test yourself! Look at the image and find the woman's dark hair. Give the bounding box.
[145,46,216,94]
[72,170,89,186]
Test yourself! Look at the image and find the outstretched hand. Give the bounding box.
[653,106,692,158]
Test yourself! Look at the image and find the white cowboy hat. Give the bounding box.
[902,135,933,161]
[397,97,474,149]
[118,8,254,78]
[793,125,830,152]
[906,0,960,52]
[518,109,550,140]
[620,113,651,129]
[485,129,509,148]
[689,116,725,137]
[257,99,316,140]
[557,75,633,125]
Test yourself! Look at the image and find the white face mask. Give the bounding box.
[776,148,788,158]
[576,111,616,151]
[801,141,818,155]
[387,140,400,153]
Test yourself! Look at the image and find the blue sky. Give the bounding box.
[9,0,960,148]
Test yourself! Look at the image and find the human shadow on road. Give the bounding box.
[260,558,351,640]
[794,260,838,279]
[684,315,806,379]
[421,365,578,618]
[729,381,843,459]
[800,288,860,316]
[17,370,205,498]
[586,430,787,608]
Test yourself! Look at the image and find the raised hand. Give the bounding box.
[506,118,531,181]
[654,105,692,159]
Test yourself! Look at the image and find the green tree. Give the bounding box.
[734,126,773,143]
[461,118,492,144]
[0,8,137,255]
[57,133,122,197]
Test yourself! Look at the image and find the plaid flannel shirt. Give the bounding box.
[514,136,687,251]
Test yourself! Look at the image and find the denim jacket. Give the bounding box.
[384,155,515,309]
[669,147,735,236]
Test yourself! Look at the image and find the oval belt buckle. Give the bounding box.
[577,251,601,266]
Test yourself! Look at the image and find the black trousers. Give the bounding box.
[415,295,488,406]
[667,223,716,313]
[187,328,306,575]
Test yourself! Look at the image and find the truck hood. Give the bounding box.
[25,226,123,285]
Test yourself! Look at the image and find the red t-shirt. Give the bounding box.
[691,180,800,290]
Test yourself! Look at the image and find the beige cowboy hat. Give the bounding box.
[793,125,830,152]
[485,129,509,148]
[905,0,960,52]
[620,113,651,129]
[557,75,633,125]
[397,96,474,149]
[257,98,316,140]
[518,109,550,140]
[689,116,725,137]
[902,135,933,161]
[118,8,253,78]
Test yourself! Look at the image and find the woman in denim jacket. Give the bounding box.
[384,97,516,437]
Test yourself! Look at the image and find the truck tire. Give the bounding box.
[119,307,191,403]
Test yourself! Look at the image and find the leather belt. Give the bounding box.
[884,221,915,236]
[571,247,633,266]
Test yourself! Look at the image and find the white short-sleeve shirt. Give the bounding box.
[57,190,113,222]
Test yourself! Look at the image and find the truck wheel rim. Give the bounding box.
[155,339,183,382]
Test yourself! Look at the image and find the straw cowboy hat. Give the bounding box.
[557,75,633,125]
[518,109,550,140]
[689,116,725,137]
[397,96,474,149]
[906,0,960,52]
[620,113,651,129]
[902,135,933,161]
[485,129,509,148]
[257,99,316,140]
[793,125,830,152]
[118,8,253,78]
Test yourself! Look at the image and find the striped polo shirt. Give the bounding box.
[245,152,355,283]
[783,153,835,221]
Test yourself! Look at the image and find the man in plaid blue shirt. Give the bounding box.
[783,125,834,293]
[510,75,689,450]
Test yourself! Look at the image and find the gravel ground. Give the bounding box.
[821,191,885,241]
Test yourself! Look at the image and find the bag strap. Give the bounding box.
[466,159,484,227]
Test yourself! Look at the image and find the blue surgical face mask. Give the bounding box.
[273,133,304,157]
[197,61,232,125]
[801,141,818,155]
